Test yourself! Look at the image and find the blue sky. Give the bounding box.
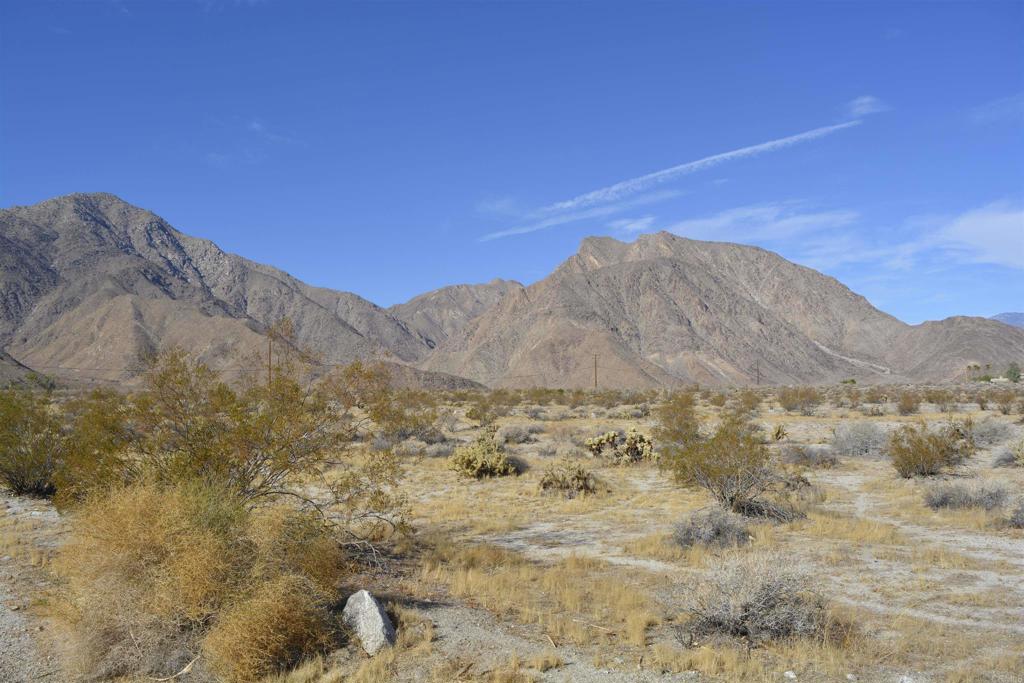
[1,1,1021,323]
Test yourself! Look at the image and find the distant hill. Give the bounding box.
[992,312,1024,329]
[3,193,1022,388]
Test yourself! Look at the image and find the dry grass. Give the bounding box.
[797,510,903,544]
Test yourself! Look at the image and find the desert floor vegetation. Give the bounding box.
[1,376,1023,682]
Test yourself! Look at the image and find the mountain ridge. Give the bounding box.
[2,193,1021,388]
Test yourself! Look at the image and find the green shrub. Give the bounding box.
[0,387,62,497]
[777,387,822,415]
[896,391,920,416]
[888,419,975,477]
[448,427,518,478]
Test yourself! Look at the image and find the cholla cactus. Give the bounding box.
[584,431,620,456]
[584,428,655,464]
[448,426,518,478]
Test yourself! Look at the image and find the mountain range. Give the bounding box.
[1,193,1021,388]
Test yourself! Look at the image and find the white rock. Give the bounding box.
[342,590,395,656]
[784,672,797,680]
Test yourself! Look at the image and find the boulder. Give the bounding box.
[342,590,396,656]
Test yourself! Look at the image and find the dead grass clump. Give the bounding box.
[448,427,518,478]
[673,507,750,548]
[204,574,333,683]
[923,482,1008,511]
[888,420,975,477]
[538,459,600,497]
[831,422,886,458]
[497,423,542,444]
[58,480,344,681]
[686,551,836,643]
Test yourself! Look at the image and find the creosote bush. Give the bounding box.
[0,387,62,496]
[923,482,1008,511]
[888,419,976,478]
[673,507,750,548]
[897,391,920,416]
[448,427,518,478]
[538,459,599,497]
[777,387,822,416]
[1009,501,1024,529]
[686,552,836,642]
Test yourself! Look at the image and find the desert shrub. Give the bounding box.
[734,389,762,415]
[993,440,1024,468]
[424,442,455,458]
[53,389,132,507]
[831,422,886,458]
[58,480,344,681]
[654,391,701,455]
[897,391,920,415]
[673,508,750,548]
[777,387,822,416]
[924,388,955,412]
[448,427,518,478]
[779,444,837,469]
[1010,501,1024,529]
[686,552,832,642]
[888,419,976,477]
[538,459,599,497]
[0,387,62,496]
[708,392,727,408]
[584,428,654,464]
[663,415,793,519]
[923,482,1008,511]
[864,387,886,405]
[993,389,1018,415]
[973,417,1013,447]
[497,423,543,444]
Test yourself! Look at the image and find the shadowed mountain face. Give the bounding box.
[993,312,1024,329]
[2,194,1021,388]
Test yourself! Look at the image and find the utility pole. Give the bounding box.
[267,333,273,386]
[755,359,760,386]
[593,354,598,390]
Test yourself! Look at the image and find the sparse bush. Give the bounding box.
[1009,501,1024,529]
[0,387,62,497]
[973,418,1013,447]
[734,389,762,415]
[673,508,750,548]
[888,419,975,477]
[777,387,822,416]
[686,552,832,642]
[779,444,837,469]
[897,391,920,415]
[708,392,727,408]
[497,423,543,444]
[654,391,701,456]
[538,459,599,497]
[993,440,1024,468]
[993,389,1018,415]
[924,388,955,412]
[924,482,1008,511]
[831,422,886,458]
[448,427,518,478]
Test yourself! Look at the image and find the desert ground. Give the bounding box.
[2,385,1023,683]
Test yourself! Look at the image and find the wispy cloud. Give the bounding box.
[667,202,859,243]
[846,95,889,118]
[934,201,1024,268]
[247,118,301,144]
[608,216,657,234]
[540,120,861,215]
[970,93,1024,125]
[479,190,681,241]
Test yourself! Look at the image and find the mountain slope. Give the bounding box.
[0,193,434,383]
[388,279,523,349]
[423,232,1024,387]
